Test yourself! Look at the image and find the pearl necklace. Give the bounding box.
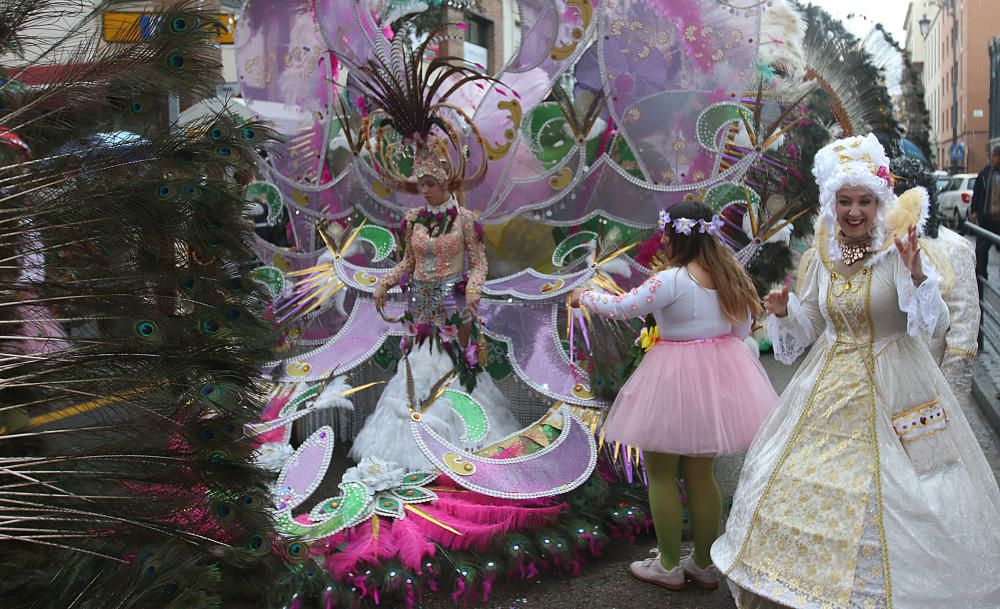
[838,231,872,266]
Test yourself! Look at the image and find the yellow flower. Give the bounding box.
[639,325,660,352]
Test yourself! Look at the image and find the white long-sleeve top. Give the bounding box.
[581,267,751,341]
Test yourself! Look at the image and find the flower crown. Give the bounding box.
[658,209,724,236]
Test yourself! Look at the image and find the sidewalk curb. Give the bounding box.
[972,360,1000,436]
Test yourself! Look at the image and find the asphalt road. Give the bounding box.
[416,353,1000,609]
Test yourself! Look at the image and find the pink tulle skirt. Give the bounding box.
[602,334,777,456]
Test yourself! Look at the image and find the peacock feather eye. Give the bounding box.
[199,427,215,441]
[241,127,256,141]
[286,541,307,558]
[215,503,234,521]
[208,449,227,463]
[170,17,188,32]
[143,565,156,578]
[129,101,144,114]
[167,53,185,69]
[209,126,225,141]
[200,384,217,397]
[240,494,260,507]
[224,308,241,321]
[184,184,203,200]
[216,146,232,158]
[245,534,271,555]
[134,320,158,339]
[200,319,220,334]
[156,184,174,199]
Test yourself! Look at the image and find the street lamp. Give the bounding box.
[920,0,961,172]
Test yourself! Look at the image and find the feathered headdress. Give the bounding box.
[337,27,504,194]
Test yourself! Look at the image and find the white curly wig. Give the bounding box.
[812,133,896,263]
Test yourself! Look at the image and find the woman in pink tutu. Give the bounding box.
[571,200,778,592]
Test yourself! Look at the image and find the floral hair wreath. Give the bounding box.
[658,209,725,236]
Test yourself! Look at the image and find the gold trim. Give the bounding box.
[443,452,477,476]
[945,346,978,360]
[891,399,940,420]
[549,167,573,190]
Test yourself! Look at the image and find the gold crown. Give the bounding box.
[413,137,453,183]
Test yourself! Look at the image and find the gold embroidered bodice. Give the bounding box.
[730,265,890,609]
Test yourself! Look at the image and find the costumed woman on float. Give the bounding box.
[713,133,1000,609]
[354,136,520,471]
[571,200,778,591]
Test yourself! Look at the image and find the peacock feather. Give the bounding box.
[0,2,296,607]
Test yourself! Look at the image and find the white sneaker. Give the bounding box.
[680,554,721,589]
[628,556,686,590]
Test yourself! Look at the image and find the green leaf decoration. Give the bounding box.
[443,390,489,443]
[696,102,753,152]
[356,225,396,262]
[287,384,322,411]
[551,231,598,267]
[250,266,286,298]
[373,493,406,519]
[279,481,371,540]
[523,102,577,169]
[391,485,438,505]
[400,471,438,487]
[373,337,402,371]
[483,337,512,381]
[703,182,761,215]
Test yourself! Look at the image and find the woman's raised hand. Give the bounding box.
[763,285,789,318]
[894,225,926,285]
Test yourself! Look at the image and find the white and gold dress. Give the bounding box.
[711,241,1000,609]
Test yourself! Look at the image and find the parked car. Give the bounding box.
[933,170,951,194]
[937,173,977,226]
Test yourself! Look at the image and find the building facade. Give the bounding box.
[442,0,519,74]
[905,0,1000,173]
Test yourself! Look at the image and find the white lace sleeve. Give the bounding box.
[766,248,825,365]
[581,269,677,321]
[767,294,814,365]
[896,251,949,340]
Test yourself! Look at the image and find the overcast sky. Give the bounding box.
[807,0,912,42]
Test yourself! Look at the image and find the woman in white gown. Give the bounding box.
[712,134,1000,609]
[352,144,519,471]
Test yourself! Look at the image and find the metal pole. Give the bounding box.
[951,0,960,171]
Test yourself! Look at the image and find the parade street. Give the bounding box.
[425,351,1000,609]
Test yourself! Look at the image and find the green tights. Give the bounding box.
[644,452,721,570]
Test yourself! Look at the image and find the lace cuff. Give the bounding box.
[940,356,973,395]
[897,261,946,339]
[766,293,813,365]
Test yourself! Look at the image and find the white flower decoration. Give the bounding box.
[673,217,698,235]
[657,209,671,231]
[342,456,407,495]
[253,442,295,472]
[699,216,725,236]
